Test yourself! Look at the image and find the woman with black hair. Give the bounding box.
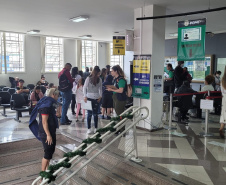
[83,66,102,134]
[71,67,81,115]
[30,86,44,108]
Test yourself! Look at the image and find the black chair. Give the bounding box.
[0,85,6,91]
[7,88,16,95]
[2,87,10,92]
[0,92,11,117]
[40,86,46,95]
[10,94,31,122]
[27,84,35,91]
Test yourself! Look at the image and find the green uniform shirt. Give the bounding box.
[113,79,126,94]
[168,71,174,79]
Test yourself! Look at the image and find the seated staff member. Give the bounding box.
[201,75,214,92]
[29,88,60,172]
[16,79,30,104]
[106,65,127,134]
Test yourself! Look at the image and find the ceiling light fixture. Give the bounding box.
[79,35,92,39]
[27,30,40,34]
[70,15,89,22]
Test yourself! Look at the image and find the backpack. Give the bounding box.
[58,70,72,92]
[127,84,132,97]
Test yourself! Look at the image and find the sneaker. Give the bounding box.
[66,118,72,123]
[107,116,111,120]
[61,122,71,125]
[87,129,91,134]
[76,119,79,122]
[101,115,105,119]
[79,112,82,115]
[94,128,97,134]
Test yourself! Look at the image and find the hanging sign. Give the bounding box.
[113,36,125,55]
[177,18,206,61]
[132,55,151,99]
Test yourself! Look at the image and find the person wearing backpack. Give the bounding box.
[106,65,127,134]
[58,63,75,125]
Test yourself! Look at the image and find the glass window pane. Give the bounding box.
[45,37,63,72]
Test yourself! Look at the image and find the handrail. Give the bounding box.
[32,106,142,185]
[58,106,149,185]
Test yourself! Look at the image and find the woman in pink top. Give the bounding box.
[30,86,44,108]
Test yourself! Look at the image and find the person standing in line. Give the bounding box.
[106,65,127,134]
[83,67,90,80]
[219,67,226,138]
[29,88,60,172]
[75,78,85,122]
[106,65,111,75]
[174,61,188,91]
[100,68,107,82]
[83,66,102,134]
[102,75,114,120]
[71,67,81,115]
[58,63,75,125]
[215,71,222,91]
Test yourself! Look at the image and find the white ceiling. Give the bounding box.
[0,0,226,41]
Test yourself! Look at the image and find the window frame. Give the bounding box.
[81,40,97,71]
[0,32,25,74]
[44,36,64,73]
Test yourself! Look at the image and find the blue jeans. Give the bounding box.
[60,90,72,123]
[87,99,99,129]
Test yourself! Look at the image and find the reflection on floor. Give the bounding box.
[0,108,226,185]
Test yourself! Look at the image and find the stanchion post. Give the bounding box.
[131,108,142,163]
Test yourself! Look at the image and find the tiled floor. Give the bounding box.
[1,108,226,185]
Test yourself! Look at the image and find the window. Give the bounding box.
[110,43,123,68]
[45,37,63,72]
[1,32,25,73]
[81,40,97,71]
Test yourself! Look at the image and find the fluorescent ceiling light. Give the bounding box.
[27,30,40,34]
[79,35,92,39]
[70,15,89,22]
[169,33,178,37]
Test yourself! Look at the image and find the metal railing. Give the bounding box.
[32,106,149,185]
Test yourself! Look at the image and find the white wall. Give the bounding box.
[98,42,108,69]
[124,51,134,84]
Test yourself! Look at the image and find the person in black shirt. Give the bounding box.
[38,88,60,171]
[16,79,30,104]
[174,61,188,90]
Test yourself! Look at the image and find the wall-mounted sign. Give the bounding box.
[154,75,162,92]
[113,36,125,55]
[132,55,151,99]
[177,18,206,61]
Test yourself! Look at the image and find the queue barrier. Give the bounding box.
[165,91,222,136]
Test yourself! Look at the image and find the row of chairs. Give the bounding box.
[0,85,46,95]
[0,91,31,122]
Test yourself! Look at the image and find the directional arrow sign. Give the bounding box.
[134,78,139,81]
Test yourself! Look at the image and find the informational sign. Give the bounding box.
[177,18,206,61]
[153,75,162,92]
[113,36,125,55]
[200,99,213,110]
[132,55,151,99]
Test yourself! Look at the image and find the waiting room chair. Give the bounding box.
[7,88,16,95]
[27,84,35,91]
[0,91,11,117]
[0,85,6,91]
[2,87,10,92]
[10,94,31,122]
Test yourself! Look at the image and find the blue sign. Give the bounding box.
[133,73,150,87]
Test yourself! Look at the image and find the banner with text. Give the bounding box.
[132,55,151,99]
[177,18,206,61]
[113,36,125,55]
